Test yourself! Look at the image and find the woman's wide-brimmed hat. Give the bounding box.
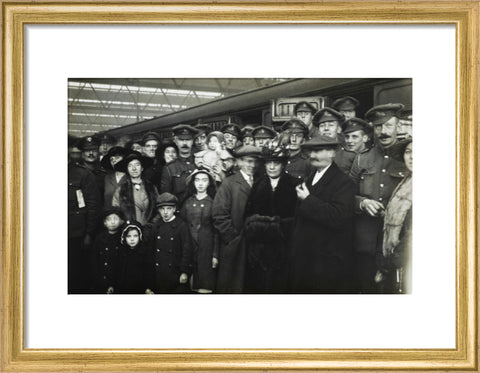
[260,144,290,163]
[100,146,129,170]
[114,151,153,173]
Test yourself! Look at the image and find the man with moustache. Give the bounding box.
[68,136,101,293]
[212,145,261,293]
[160,125,198,204]
[281,118,311,181]
[331,96,360,121]
[294,101,318,139]
[349,103,408,293]
[334,117,372,174]
[78,136,107,203]
[289,135,356,293]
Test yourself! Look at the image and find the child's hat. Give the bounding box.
[121,220,143,244]
[186,168,216,186]
[156,192,178,208]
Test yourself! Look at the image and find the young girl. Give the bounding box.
[180,169,219,293]
[194,131,225,183]
[113,221,153,294]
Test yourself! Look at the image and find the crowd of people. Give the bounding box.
[68,96,412,294]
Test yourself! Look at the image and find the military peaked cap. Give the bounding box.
[280,118,309,135]
[141,131,161,145]
[77,136,101,151]
[365,103,405,126]
[221,123,242,139]
[312,107,345,127]
[251,126,277,139]
[99,133,117,145]
[332,96,360,111]
[342,117,372,135]
[172,124,199,139]
[294,101,317,114]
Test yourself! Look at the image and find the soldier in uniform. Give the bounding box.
[293,101,318,139]
[193,124,210,154]
[334,117,372,175]
[68,136,101,293]
[98,134,117,159]
[160,124,198,204]
[241,125,255,146]
[221,123,242,151]
[78,135,107,205]
[141,131,163,190]
[252,125,277,148]
[331,96,360,120]
[280,118,311,182]
[312,107,345,140]
[349,103,408,293]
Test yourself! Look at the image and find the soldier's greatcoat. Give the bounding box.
[160,155,196,204]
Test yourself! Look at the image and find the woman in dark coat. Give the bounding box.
[243,146,298,293]
[100,146,128,209]
[180,168,218,293]
[112,151,160,228]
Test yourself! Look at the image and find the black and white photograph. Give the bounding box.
[68,78,412,295]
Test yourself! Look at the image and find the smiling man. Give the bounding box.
[289,135,356,294]
[334,117,372,174]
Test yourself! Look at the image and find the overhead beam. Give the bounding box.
[103,78,374,136]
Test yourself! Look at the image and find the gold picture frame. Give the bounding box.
[1,1,478,371]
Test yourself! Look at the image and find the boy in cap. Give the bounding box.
[90,208,125,293]
[160,124,198,204]
[150,192,193,293]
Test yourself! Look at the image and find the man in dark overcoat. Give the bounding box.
[289,135,356,294]
[212,145,261,293]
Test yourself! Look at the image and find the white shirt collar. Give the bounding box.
[240,170,253,185]
[312,163,332,186]
[163,215,176,223]
[269,177,280,190]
